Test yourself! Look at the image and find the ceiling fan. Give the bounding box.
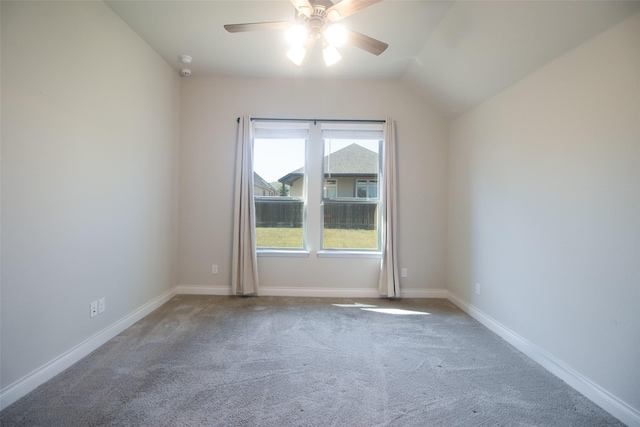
[224,0,388,67]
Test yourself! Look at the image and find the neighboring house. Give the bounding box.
[253,172,277,196]
[278,143,379,198]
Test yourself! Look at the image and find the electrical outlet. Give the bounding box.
[90,301,98,318]
[212,265,218,274]
[475,283,481,295]
[401,268,408,278]
[98,298,106,314]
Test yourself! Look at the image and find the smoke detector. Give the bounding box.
[178,55,193,77]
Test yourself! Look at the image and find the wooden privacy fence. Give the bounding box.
[323,202,378,230]
[255,198,377,230]
[255,198,303,228]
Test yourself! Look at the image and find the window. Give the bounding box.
[356,180,378,198]
[252,120,383,253]
[324,179,337,198]
[322,123,382,250]
[252,121,308,249]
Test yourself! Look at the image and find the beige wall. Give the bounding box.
[336,177,355,198]
[290,176,373,198]
[179,76,448,294]
[2,1,637,423]
[254,185,276,197]
[1,1,180,392]
[290,178,304,197]
[447,12,640,416]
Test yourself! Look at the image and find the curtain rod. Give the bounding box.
[236,117,385,125]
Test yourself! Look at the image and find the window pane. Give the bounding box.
[253,131,306,249]
[325,187,337,198]
[322,123,382,250]
[255,198,304,248]
[323,201,378,249]
[323,139,379,199]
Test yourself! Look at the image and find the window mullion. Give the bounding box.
[305,123,323,253]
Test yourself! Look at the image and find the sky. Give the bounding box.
[254,138,378,183]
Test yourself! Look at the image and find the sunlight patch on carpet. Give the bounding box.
[332,303,430,315]
[332,303,379,308]
[362,308,431,315]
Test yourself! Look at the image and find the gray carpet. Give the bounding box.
[1,295,623,426]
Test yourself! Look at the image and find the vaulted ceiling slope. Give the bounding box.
[105,0,640,118]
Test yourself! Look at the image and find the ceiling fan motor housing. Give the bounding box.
[308,15,326,39]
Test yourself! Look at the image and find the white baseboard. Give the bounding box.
[401,288,448,299]
[446,291,640,427]
[0,282,451,411]
[177,284,379,298]
[0,287,177,411]
[176,284,448,299]
[15,285,627,426]
[258,287,381,298]
[176,284,233,295]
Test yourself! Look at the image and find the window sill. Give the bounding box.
[257,249,310,258]
[317,250,382,259]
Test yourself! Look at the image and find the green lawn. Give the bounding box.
[256,227,377,249]
[256,228,303,248]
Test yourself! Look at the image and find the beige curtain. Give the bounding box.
[378,118,400,298]
[231,116,259,295]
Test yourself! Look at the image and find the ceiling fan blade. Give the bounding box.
[345,29,388,56]
[290,0,314,17]
[224,22,292,33]
[326,0,382,22]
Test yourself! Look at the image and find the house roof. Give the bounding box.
[279,143,378,186]
[253,172,277,193]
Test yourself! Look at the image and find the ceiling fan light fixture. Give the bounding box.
[324,24,346,47]
[287,45,307,66]
[323,44,341,66]
[286,24,308,46]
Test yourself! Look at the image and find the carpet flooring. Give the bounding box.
[0,295,623,426]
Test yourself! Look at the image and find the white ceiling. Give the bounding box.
[105,0,640,117]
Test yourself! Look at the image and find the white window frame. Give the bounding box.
[252,120,383,258]
[252,121,309,253]
[324,179,337,198]
[356,179,378,199]
[320,123,383,253]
